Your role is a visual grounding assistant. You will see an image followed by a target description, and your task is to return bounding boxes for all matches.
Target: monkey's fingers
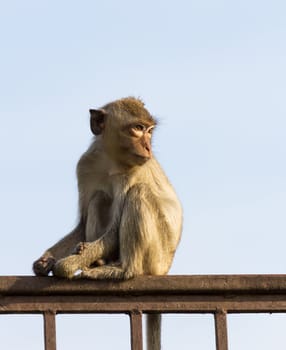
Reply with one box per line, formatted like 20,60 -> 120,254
73,242 -> 90,255
33,256 -> 55,276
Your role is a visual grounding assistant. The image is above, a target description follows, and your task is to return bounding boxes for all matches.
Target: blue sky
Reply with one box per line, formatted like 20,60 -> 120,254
0,1 -> 286,349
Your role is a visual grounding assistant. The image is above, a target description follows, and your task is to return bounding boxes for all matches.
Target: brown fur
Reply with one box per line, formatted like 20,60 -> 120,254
33,97 -> 183,350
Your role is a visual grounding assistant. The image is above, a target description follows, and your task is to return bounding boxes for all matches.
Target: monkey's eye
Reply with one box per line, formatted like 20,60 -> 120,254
133,124 -> 145,131
130,124 -> 154,137
147,126 -> 154,134
130,124 -> 146,137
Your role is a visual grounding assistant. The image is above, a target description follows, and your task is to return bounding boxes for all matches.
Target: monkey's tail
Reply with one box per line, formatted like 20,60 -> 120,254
147,313 -> 161,350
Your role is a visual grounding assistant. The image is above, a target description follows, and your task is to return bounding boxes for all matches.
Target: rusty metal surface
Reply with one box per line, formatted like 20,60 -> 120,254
43,311 -> 57,350
2,294 -> 286,314
1,275 -> 286,350
129,311 -> 143,350
2,275 -> 286,296
215,310 -> 228,350
0,275 -> 286,315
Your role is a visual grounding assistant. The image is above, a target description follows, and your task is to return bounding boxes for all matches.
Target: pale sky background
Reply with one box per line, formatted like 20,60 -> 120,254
0,0 -> 286,349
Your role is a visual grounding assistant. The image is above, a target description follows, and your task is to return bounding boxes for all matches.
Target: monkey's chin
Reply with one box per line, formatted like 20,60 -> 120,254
132,153 -> 151,165
122,154 -> 150,168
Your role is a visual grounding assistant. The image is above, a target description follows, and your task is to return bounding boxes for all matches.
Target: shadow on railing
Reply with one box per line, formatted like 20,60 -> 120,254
1,275 -> 286,350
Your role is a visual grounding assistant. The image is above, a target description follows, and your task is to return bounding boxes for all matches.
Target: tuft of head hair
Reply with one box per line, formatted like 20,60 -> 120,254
115,97 -> 146,116
104,97 -> 156,124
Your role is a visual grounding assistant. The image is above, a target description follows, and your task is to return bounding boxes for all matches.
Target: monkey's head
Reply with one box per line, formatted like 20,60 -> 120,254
90,97 -> 156,168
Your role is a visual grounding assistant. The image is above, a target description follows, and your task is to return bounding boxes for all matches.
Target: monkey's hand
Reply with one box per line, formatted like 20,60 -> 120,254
73,241 -> 91,255
33,255 -> 56,276
53,255 -> 83,279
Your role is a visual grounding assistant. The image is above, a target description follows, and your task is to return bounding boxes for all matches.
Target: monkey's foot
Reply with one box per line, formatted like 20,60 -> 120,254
79,265 -> 132,280
53,255 -> 83,279
80,267 -> 101,279
78,266 -> 110,280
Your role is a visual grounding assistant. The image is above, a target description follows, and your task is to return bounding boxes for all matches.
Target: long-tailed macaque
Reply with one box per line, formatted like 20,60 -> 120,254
33,97 -> 183,350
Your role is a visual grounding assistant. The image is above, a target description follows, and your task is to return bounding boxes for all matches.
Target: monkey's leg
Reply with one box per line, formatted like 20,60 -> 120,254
53,228 -> 119,279
119,184 -> 165,276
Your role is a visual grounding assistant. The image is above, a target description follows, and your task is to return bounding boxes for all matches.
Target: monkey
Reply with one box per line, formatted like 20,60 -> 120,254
33,97 -> 183,350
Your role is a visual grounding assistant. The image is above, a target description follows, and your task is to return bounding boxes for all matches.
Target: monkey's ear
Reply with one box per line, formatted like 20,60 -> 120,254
89,109 -> 107,135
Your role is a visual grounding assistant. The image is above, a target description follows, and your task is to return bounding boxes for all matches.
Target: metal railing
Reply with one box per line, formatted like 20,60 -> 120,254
1,275 -> 286,350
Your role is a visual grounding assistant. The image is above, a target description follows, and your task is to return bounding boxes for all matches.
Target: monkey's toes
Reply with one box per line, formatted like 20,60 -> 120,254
80,267 -> 98,279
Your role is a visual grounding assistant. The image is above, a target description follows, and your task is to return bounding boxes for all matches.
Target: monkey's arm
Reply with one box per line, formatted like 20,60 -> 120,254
45,222 -> 85,259
33,222 -> 85,276
53,227 -> 118,279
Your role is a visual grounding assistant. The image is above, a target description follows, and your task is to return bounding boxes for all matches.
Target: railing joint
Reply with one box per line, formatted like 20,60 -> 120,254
130,309 -> 142,316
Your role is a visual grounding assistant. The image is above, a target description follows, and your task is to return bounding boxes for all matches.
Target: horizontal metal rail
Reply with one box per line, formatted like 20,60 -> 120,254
1,275 -> 286,350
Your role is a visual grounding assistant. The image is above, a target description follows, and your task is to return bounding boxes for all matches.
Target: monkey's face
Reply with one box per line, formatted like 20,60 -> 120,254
116,122 -> 155,167
129,123 -> 154,162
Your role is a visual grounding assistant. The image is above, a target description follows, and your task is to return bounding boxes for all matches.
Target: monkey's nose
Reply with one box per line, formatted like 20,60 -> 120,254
145,144 -> 151,153
145,146 -> 152,158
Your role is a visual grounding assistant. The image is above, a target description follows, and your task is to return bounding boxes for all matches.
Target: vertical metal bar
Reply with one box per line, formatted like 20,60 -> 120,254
215,310 -> 228,350
43,311 -> 57,350
129,311 -> 143,350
